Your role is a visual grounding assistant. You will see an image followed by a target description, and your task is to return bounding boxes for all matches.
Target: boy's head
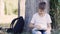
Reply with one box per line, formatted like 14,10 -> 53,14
38,2 -> 46,14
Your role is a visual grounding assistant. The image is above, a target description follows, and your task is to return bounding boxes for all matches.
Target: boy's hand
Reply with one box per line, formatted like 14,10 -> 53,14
35,25 -> 41,29
29,23 -> 34,29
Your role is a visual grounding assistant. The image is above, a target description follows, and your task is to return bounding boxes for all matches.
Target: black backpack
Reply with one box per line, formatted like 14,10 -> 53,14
7,16 -> 24,33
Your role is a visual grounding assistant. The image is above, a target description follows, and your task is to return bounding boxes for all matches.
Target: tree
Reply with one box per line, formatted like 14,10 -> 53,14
25,0 -> 50,32
0,0 -> 4,16
50,0 -> 59,29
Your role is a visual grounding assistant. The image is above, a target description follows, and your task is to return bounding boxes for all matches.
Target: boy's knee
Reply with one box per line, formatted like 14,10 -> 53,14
36,31 -> 41,34
32,30 -> 41,34
46,31 -> 51,34
32,28 -> 41,34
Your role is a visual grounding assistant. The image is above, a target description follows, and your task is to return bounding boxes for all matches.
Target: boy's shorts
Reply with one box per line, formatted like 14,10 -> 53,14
37,30 -> 46,34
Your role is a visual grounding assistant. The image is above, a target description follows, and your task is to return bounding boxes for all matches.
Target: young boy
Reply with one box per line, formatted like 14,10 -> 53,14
29,2 -> 52,34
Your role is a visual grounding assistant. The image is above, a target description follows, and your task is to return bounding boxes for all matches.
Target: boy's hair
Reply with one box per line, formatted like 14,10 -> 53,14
39,2 -> 46,10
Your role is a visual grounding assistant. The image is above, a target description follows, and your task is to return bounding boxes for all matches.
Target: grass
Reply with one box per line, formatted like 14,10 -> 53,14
0,23 -> 31,34
0,23 -> 60,34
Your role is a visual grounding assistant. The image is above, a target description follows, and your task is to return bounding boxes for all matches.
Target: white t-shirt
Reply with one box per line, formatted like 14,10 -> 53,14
31,13 -> 52,30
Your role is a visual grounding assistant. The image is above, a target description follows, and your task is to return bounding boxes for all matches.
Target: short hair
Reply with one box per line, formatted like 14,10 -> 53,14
39,2 -> 46,10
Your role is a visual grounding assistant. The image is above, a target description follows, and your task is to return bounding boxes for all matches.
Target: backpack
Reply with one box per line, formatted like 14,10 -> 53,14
7,16 -> 24,33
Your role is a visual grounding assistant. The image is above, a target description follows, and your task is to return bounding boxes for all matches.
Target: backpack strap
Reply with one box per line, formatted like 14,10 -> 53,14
10,18 -> 18,28
10,16 -> 24,28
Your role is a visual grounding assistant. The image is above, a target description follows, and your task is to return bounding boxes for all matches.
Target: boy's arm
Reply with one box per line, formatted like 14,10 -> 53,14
47,23 -> 51,31
47,14 -> 52,31
29,23 -> 34,28
29,23 -> 41,29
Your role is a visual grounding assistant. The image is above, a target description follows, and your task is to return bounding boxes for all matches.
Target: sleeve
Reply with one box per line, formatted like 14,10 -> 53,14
30,15 -> 35,24
47,14 -> 52,23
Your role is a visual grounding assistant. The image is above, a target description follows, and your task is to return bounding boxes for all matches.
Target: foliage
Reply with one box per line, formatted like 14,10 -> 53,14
50,0 -> 60,34
13,9 -> 18,15
4,0 -> 18,15
50,0 -> 58,29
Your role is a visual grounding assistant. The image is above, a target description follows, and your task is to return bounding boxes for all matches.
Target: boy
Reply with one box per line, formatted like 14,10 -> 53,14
29,2 -> 52,34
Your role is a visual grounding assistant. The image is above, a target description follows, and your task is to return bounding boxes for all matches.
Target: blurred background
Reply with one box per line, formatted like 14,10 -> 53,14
0,0 -> 25,27
0,0 -> 60,34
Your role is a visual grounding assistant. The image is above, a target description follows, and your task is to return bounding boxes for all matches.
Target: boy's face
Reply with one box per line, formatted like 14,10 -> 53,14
38,9 -> 45,14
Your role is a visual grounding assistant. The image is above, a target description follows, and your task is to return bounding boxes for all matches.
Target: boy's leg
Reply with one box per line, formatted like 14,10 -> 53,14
38,30 -> 46,34
32,30 -> 41,34
45,30 -> 51,34
32,29 -> 41,34
36,31 -> 41,34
